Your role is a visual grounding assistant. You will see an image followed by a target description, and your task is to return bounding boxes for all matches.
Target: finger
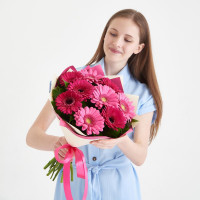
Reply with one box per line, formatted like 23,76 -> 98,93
60,137 -> 68,145
60,148 -> 68,155
59,150 -> 67,158
58,154 -> 65,160
60,146 -> 69,153
54,142 -> 68,154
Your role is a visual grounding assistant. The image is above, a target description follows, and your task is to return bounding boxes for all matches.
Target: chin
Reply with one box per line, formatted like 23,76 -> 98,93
105,51 -> 123,61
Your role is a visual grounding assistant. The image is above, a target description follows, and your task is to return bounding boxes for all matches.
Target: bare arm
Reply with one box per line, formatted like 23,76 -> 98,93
117,111 -> 153,166
26,99 -> 60,151
90,111 -> 154,166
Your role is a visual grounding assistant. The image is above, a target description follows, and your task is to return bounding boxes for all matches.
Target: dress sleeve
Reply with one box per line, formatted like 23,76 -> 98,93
137,93 -> 157,125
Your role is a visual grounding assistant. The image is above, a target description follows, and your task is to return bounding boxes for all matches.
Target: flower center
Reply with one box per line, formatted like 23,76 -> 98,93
78,89 -> 84,93
109,117 -> 114,123
121,104 -> 126,111
66,98 -> 74,105
85,118 -> 91,124
101,97 -> 107,102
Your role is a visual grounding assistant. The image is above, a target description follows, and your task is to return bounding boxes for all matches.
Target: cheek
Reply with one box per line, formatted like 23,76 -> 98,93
104,34 -> 113,45
104,39 -> 109,48
103,38 -> 111,52
126,45 -> 136,55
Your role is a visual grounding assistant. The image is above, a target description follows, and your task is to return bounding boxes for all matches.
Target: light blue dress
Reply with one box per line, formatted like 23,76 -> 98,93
54,57 -> 157,200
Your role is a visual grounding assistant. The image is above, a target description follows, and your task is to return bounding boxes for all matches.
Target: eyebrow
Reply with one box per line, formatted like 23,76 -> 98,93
110,28 -> 135,39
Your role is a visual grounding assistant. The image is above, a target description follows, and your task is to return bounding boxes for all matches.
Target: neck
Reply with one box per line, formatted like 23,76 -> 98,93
104,56 -> 127,75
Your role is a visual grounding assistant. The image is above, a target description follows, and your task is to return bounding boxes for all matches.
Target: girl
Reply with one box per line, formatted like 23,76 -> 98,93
26,8 -> 162,200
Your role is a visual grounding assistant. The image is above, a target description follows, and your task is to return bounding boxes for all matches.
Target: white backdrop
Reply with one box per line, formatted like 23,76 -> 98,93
0,0 -> 200,199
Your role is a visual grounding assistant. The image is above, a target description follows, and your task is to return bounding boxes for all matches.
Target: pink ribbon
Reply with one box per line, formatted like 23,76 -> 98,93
54,144 -> 88,200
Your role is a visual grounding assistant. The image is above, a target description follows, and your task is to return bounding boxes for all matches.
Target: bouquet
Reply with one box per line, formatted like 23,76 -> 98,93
43,64 -> 139,199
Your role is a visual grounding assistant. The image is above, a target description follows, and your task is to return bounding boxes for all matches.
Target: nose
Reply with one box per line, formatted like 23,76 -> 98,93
112,36 -> 123,48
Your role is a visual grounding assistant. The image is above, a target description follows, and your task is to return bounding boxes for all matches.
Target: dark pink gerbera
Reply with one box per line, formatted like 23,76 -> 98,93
74,106 -> 104,135
118,93 -> 136,120
68,80 -> 94,100
55,90 -> 82,114
102,106 -> 126,130
80,67 -> 103,83
91,85 -> 118,109
59,71 -> 83,87
98,78 -> 123,93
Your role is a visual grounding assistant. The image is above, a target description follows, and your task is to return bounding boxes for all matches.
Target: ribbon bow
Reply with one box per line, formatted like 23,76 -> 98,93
54,144 -> 88,200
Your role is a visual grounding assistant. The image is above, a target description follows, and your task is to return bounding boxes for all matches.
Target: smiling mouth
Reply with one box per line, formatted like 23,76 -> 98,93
109,48 -> 121,54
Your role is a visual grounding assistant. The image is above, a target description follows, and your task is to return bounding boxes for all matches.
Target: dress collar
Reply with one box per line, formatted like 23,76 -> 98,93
94,57 -> 131,85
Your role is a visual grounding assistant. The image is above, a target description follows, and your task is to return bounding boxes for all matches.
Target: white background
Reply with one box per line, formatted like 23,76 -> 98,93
0,0 -> 200,199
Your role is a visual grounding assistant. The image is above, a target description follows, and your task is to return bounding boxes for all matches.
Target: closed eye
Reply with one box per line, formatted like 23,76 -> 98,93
125,39 -> 132,42
110,33 -> 132,43
110,33 -> 117,37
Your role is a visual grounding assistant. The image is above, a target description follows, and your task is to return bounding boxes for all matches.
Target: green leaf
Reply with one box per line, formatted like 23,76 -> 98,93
64,81 -> 69,88
52,87 -> 66,100
132,119 -> 139,123
51,101 -> 71,121
69,115 -> 74,123
82,101 -> 87,108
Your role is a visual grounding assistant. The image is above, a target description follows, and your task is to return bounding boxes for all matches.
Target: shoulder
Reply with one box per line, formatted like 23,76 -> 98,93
127,75 -> 152,104
128,76 -> 157,124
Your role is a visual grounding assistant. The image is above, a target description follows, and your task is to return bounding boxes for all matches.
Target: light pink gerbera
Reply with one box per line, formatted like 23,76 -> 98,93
91,85 -> 118,109
102,106 -> 126,130
68,80 -> 94,100
74,107 -> 104,135
80,66 -> 103,83
118,93 -> 136,120
55,90 -> 82,114
59,71 -> 83,87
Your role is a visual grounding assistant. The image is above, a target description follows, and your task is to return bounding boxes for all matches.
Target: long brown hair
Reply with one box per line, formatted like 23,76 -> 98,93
86,9 -> 163,144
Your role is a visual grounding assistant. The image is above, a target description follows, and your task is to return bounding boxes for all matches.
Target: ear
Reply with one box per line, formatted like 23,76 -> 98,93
135,43 -> 145,54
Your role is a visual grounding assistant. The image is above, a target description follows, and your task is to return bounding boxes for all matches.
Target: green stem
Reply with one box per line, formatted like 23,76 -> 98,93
44,157 -> 74,183
47,165 -> 56,176
50,167 -> 56,179
53,164 -> 63,182
70,162 -> 73,182
49,159 -> 57,169
43,157 -> 56,169
54,161 -> 60,170
61,170 -> 63,183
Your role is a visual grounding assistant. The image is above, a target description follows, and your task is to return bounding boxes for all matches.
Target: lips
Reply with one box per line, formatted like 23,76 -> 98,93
109,48 -> 122,54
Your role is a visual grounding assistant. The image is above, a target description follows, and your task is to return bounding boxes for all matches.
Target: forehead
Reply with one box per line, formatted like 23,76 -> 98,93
108,17 -> 140,39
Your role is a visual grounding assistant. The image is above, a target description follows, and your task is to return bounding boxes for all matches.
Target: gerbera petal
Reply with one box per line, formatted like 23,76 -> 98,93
74,106 -> 104,135
118,93 -> 136,120
55,90 -> 82,115
68,80 -> 94,100
102,106 -> 126,130
91,85 -> 118,109
58,71 -> 83,87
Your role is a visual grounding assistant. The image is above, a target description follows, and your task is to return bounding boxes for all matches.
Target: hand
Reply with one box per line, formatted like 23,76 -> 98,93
90,135 -> 127,149
53,136 -> 68,160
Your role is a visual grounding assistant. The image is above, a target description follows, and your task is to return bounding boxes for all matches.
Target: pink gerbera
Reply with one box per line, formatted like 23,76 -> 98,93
80,66 -> 103,83
118,93 -> 136,120
91,85 -> 118,109
55,90 -> 82,114
68,80 -> 94,100
102,106 -> 126,130
59,71 -> 83,87
98,78 -> 123,93
74,107 -> 104,135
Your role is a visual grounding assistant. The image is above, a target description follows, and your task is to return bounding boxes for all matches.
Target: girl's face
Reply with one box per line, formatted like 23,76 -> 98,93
103,17 -> 145,64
